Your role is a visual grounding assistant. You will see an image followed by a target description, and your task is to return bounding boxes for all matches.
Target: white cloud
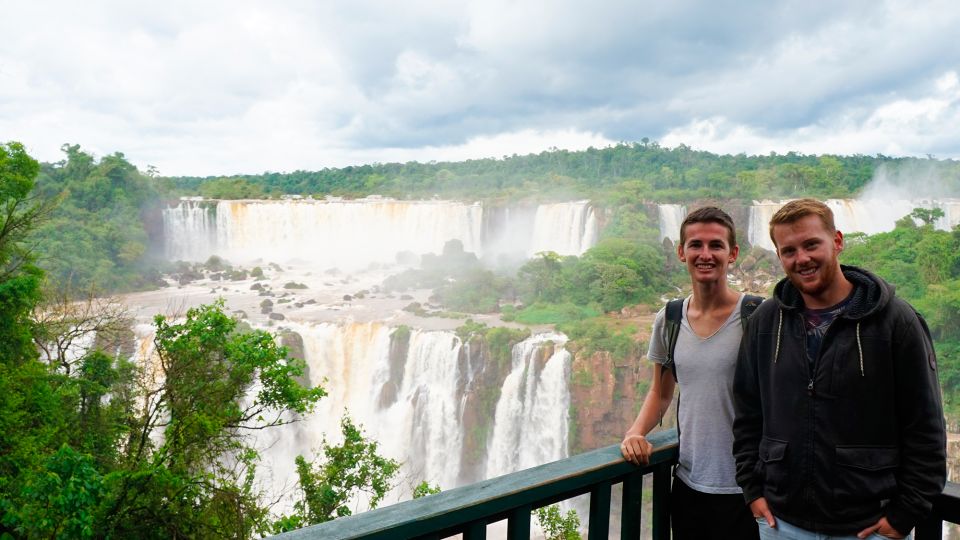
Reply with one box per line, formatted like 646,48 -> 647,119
1,0 -> 960,174
374,128 -> 615,164
151,128 -> 614,177
661,70 -> 960,158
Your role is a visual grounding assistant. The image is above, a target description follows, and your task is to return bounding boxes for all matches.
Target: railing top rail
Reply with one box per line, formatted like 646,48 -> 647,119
272,429 -> 679,540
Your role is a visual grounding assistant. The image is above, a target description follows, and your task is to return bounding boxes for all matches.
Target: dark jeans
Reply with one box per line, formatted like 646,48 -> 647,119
671,475 -> 759,540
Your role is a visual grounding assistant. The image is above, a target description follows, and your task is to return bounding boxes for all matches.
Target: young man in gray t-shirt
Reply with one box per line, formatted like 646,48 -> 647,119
621,206 -> 758,540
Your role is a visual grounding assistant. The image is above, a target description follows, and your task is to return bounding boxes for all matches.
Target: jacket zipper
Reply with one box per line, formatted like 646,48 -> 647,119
803,314 -> 817,506
802,315 -> 844,506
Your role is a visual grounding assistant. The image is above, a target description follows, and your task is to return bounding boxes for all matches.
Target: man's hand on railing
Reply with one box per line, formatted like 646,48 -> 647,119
620,433 -> 653,465
750,497 -> 777,529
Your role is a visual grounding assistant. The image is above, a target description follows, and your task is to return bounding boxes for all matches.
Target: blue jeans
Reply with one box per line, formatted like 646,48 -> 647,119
756,517 -> 910,540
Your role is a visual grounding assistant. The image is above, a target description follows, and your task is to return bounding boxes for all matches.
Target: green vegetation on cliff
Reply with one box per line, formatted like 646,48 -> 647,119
31,144 -> 169,292
2,144 -> 402,538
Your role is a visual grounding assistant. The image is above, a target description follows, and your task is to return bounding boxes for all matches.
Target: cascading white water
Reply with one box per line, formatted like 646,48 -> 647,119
163,200 -> 218,262
748,200 -> 784,251
40,328 -> 98,366
748,198 -> 960,252
162,198 -> 600,265
910,199 -> 960,231
485,333 -> 571,479
528,201 -> 598,257
825,199 -> 918,236
658,204 -> 687,244
273,325 -> 573,499
580,205 -> 600,255
215,198 -> 484,268
374,327 -> 467,490
128,321 -> 574,514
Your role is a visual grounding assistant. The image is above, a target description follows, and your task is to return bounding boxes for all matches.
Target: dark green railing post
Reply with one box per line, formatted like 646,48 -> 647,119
463,521 -> 486,540
915,515 -> 942,540
651,462 -> 671,540
620,471 -> 643,540
507,505 -> 531,540
588,481 -> 612,540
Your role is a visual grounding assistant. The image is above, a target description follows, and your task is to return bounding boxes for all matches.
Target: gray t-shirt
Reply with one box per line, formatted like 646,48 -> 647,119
648,294 -> 745,494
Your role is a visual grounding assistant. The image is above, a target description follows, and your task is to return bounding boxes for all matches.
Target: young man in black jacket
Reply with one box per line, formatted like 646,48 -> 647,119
733,198 -> 946,539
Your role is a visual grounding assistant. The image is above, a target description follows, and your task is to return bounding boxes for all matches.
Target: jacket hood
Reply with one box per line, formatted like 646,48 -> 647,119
773,264 -> 892,320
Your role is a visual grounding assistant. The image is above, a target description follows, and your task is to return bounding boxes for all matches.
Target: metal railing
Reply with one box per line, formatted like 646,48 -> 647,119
273,429 -> 679,540
273,427 -> 960,540
917,481 -> 960,539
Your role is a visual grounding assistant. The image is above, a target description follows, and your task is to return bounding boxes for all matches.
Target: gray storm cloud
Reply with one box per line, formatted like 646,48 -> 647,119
1,0 -> 959,175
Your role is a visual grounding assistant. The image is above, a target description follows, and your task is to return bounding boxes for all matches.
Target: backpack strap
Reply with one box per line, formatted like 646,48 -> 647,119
740,294 -> 764,330
662,298 -> 684,382
664,294 -> 763,381
656,298 -> 684,428
658,293 -> 764,430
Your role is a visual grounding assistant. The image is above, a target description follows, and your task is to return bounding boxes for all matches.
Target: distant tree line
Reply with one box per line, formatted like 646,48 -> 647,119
164,141 -> 960,201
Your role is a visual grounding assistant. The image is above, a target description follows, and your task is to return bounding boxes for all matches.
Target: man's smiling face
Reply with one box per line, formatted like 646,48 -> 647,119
678,221 -> 738,284
773,214 -> 844,303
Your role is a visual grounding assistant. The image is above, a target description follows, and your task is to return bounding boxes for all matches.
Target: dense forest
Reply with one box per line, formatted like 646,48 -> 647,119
1,143 -> 402,538
167,141 -> 960,201
5,139 -> 960,537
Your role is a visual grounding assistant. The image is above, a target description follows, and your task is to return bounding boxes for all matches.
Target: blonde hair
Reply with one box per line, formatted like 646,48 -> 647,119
768,198 -> 836,248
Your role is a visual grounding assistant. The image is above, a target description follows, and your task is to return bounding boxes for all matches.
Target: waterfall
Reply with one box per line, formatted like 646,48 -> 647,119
529,201 -> 597,257
128,321 -> 574,514
162,198 -> 599,265
255,322 -> 471,509
163,200 -> 217,262
39,328 -> 98,366
748,198 -> 960,252
825,199 -> 917,236
273,325 -> 573,498
382,328 -> 468,489
748,200 -> 784,252
212,199 -> 484,268
658,204 -> 687,244
485,333 -> 571,479
927,199 -> 960,231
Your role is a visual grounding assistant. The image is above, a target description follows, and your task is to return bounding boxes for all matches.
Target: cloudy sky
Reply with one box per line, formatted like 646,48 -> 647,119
2,0 -> 959,176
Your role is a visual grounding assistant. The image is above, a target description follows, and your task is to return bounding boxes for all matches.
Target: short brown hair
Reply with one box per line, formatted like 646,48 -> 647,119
680,206 -> 737,247
768,198 -> 836,247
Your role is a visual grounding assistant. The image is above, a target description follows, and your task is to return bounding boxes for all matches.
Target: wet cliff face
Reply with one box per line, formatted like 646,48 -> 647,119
457,338 -> 510,485
280,330 -> 309,386
565,309 -> 671,455
376,325 -> 411,409
568,350 -> 648,454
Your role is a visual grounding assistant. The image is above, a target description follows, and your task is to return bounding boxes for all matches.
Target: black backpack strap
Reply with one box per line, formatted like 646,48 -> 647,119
657,298 -> 684,428
666,295 -> 762,375
663,299 -> 684,382
659,294 -> 763,430
740,294 -> 764,330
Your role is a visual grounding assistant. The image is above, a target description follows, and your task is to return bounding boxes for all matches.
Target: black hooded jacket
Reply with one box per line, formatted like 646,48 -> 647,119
732,265 -> 946,535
